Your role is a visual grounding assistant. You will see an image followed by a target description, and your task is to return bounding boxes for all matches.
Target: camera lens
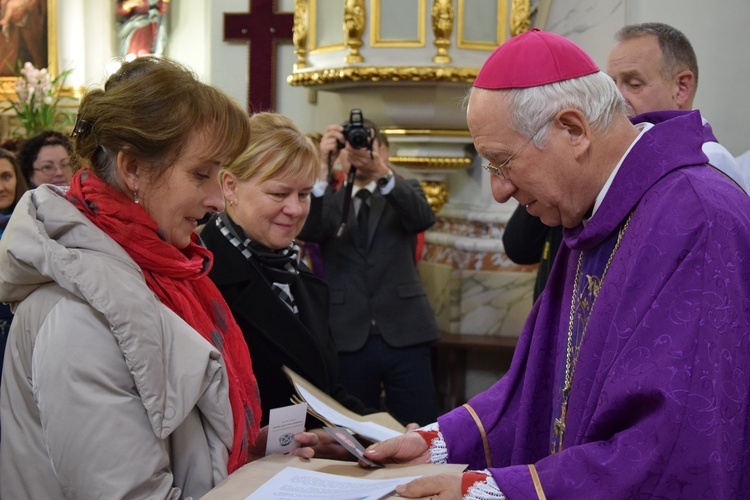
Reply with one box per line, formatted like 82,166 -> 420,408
347,128 -> 370,149
341,109 -> 372,150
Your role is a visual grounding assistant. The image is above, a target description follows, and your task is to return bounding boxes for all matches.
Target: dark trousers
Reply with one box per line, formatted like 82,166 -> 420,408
338,334 -> 438,427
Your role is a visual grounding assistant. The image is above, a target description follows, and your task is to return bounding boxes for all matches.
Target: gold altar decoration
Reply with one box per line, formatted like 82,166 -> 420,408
292,0 -> 309,70
456,0 -> 506,50
389,156 -> 472,170
371,0 -> 426,48
384,128 -> 471,213
287,65 -> 478,86
510,0 -> 532,36
420,180 -> 450,213
431,0 -> 454,63
344,0 -> 366,63
287,1 -> 534,212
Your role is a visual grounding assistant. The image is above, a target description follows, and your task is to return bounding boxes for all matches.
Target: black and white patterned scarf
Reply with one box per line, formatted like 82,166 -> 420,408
215,212 -> 300,314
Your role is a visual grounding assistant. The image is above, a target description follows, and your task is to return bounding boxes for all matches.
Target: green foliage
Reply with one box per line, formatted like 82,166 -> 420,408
3,62 -> 74,137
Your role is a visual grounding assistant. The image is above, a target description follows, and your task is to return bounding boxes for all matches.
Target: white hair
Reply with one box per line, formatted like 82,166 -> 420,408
466,72 -> 626,146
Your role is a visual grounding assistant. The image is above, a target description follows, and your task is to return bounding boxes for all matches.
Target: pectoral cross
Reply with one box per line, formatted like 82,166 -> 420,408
551,387 -> 571,454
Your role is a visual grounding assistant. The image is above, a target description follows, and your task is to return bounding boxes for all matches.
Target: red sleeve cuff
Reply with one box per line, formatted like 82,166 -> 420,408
462,471 -> 489,496
415,429 -> 439,448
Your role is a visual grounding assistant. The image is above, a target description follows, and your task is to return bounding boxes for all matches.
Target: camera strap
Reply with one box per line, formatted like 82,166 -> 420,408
335,166 -> 358,238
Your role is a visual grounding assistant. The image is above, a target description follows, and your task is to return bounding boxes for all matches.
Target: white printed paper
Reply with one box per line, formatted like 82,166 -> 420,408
295,385 -> 401,442
266,403 -> 307,456
245,467 -> 420,500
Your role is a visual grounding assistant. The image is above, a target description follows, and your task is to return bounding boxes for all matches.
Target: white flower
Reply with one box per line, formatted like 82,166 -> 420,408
4,61 -> 73,136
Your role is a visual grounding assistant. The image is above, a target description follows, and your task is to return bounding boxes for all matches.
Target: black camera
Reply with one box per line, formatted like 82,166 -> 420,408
338,109 -> 374,150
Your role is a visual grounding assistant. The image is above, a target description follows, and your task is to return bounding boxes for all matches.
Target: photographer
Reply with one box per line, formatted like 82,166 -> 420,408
299,112 -> 439,426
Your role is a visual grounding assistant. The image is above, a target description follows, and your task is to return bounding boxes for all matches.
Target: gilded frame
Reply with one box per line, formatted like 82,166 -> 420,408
0,0 -> 57,96
309,0 -> 347,54
457,0 -> 506,49
371,0 -> 426,48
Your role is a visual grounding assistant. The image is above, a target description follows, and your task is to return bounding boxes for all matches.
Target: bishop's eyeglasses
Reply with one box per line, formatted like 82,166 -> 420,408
482,121 -> 549,180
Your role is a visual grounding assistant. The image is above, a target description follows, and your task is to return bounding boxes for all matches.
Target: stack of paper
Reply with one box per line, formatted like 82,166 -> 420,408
282,366 -> 406,443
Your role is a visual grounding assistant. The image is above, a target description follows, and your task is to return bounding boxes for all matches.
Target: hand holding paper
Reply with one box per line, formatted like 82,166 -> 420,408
363,431 -> 431,466
323,426 -> 382,467
246,403 -> 318,462
265,403 -> 308,456
282,366 -> 406,442
202,454 -> 469,499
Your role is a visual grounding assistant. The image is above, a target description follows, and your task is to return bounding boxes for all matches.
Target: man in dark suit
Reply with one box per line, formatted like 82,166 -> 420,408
298,116 -> 439,426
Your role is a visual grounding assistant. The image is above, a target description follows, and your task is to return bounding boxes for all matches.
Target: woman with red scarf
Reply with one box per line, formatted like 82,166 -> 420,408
0,56 -> 316,498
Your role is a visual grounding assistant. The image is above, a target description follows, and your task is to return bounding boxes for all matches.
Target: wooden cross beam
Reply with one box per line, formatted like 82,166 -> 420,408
223,0 -> 293,113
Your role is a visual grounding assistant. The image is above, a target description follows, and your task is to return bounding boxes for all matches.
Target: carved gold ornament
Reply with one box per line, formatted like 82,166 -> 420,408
431,0 -> 454,63
343,0 -> 366,63
389,156 -> 472,169
420,180 -> 450,213
292,0 -> 309,69
510,0 -> 532,36
287,65 -> 478,86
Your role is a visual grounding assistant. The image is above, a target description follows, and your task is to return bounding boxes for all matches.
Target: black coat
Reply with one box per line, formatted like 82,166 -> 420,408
502,204 -> 563,302
201,215 -> 371,427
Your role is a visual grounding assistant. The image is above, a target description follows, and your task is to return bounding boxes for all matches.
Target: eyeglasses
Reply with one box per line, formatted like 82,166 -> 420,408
33,163 -> 72,176
482,122 -> 549,180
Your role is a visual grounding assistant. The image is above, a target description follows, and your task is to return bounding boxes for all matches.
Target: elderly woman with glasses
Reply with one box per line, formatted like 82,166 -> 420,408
16,130 -> 74,188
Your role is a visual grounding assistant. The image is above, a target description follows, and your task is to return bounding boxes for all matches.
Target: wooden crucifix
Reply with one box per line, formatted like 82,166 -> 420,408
224,0 -> 294,113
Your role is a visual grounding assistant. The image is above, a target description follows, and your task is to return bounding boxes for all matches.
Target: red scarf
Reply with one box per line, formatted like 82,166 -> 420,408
67,169 -> 261,474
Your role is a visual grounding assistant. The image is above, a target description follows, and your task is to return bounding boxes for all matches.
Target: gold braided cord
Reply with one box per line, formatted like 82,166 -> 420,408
551,212 -> 633,454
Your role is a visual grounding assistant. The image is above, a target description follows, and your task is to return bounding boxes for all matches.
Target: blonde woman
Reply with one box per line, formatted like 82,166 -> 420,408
202,113 -> 374,460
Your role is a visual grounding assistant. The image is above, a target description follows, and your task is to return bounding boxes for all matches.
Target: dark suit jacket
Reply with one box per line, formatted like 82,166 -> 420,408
298,177 -> 439,352
201,216 -> 371,426
502,204 -> 563,302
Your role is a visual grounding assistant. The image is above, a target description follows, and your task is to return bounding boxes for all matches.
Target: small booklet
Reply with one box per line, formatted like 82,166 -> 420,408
282,365 -> 406,443
323,426 -> 383,467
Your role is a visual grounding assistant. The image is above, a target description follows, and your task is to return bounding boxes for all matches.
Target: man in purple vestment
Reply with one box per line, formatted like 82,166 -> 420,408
361,29 -> 750,499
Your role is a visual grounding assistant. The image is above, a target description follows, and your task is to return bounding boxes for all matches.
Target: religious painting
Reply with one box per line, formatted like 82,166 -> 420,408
116,0 -> 171,58
0,0 -> 54,78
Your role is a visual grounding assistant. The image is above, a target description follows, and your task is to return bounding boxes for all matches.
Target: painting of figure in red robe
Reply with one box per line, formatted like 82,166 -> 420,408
116,0 -> 170,59
0,0 -> 47,77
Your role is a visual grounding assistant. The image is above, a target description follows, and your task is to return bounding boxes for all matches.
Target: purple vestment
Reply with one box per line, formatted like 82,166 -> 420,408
439,110 -> 750,498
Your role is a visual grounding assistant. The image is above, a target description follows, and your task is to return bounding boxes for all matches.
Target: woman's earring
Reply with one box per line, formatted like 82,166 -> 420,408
133,191 -> 140,204
229,199 -> 235,207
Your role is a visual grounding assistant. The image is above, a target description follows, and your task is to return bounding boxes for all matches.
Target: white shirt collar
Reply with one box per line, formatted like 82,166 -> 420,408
352,182 -> 376,197
585,122 -> 654,224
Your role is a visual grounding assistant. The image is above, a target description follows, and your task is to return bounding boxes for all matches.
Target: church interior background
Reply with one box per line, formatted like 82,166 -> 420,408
11,0 -> 750,407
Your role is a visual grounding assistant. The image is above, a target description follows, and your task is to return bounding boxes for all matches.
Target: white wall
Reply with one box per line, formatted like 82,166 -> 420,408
166,0 -> 210,82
